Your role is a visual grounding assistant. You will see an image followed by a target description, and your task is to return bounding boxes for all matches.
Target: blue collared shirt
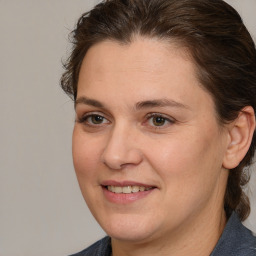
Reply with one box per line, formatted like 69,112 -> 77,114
70,212 -> 256,256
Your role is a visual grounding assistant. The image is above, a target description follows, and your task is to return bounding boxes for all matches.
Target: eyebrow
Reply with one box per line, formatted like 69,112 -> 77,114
135,99 -> 190,110
75,96 -> 190,111
75,97 -> 104,108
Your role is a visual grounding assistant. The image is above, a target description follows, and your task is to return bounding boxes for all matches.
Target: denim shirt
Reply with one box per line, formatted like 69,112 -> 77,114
70,212 -> 256,256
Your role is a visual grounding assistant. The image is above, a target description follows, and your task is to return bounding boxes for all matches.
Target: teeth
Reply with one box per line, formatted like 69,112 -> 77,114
114,186 -> 122,193
139,186 -> 145,192
123,186 -> 132,194
107,185 -> 152,194
131,186 -> 140,193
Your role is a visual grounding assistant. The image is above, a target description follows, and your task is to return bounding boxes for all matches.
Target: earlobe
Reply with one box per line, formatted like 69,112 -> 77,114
223,106 -> 255,170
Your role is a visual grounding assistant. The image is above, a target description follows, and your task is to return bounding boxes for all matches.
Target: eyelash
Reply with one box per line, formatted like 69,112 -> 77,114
145,113 -> 175,129
77,113 -> 110,126
77,112 -> 175,129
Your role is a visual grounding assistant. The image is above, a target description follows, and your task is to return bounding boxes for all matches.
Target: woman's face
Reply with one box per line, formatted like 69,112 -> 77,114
73,38 -> 229,243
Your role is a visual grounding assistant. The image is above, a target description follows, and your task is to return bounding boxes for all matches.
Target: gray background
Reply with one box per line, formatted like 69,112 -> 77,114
0,1 -> 255,255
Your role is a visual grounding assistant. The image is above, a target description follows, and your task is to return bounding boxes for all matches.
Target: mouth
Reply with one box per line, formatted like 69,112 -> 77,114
105,185 -> 154,194
101,181 -> 157,204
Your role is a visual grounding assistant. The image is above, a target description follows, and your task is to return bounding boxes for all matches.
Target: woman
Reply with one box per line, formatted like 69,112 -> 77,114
61,0 -> 256,255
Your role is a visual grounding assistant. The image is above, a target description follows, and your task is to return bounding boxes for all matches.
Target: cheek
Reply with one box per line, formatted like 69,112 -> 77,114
72,127 -> 101,180
145,128 -> 225,192
146,135 -> 204,170
144,136 -> 225,224
72,128 -> 104,210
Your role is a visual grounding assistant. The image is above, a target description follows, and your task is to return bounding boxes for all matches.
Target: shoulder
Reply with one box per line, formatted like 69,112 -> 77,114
211,212 -> 256,256
69,236 -> 112,256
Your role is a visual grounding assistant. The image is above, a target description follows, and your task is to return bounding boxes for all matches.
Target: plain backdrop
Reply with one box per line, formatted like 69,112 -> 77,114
0,1 -> 255,255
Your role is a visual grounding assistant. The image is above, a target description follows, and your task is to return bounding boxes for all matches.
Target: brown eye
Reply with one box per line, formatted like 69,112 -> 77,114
146,113 -> 175,129
78,113 -> 109,126
152,116 -> 167,126
90,115 -> 105,124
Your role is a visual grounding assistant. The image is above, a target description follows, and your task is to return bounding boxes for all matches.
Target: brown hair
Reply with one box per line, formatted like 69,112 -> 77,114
61,0 -> 256,221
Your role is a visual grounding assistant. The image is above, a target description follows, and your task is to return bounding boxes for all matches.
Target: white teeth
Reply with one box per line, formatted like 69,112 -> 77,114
123,186 -> 132,194
131,186 -> 140,193
107,185 -> 152,193
114,186 -> 122,193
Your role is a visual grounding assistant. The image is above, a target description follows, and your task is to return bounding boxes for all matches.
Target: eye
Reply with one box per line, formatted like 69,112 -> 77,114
151,116 -> 167,126
89,115 -> 106,124
78,113 -> 109,126
146,113 -> 174,128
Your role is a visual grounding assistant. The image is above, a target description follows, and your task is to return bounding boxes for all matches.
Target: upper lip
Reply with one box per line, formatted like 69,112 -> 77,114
101,180 -> 156,188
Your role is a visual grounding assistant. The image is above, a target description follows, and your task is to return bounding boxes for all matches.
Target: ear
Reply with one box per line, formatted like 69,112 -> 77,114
223,106 -> 255,169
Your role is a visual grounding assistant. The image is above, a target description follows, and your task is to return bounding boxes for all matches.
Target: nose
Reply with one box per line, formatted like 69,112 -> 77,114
101,125 -> 143,170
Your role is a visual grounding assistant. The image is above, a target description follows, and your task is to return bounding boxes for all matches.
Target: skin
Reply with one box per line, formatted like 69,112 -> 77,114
72,37 -> 236,255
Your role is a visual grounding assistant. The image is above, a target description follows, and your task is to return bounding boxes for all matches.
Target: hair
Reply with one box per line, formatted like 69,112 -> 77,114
61,0 -> 256,221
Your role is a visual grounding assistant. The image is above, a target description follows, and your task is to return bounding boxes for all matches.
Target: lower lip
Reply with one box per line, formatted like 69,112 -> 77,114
102,186 -> 155,204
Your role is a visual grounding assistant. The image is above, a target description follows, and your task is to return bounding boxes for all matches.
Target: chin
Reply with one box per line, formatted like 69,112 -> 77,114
107,227 -> 156,243
98,213 -> 161,243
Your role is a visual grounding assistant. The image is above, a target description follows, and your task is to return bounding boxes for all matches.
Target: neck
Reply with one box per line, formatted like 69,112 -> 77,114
111,208 -> 227,256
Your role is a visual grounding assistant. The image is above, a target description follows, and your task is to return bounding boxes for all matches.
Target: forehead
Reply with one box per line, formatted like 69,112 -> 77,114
79,38 -> 194,88
77,37 -> 215,115
80,37 -> 189,76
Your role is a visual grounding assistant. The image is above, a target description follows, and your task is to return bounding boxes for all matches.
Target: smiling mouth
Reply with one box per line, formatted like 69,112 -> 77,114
106,185 -> 154,194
